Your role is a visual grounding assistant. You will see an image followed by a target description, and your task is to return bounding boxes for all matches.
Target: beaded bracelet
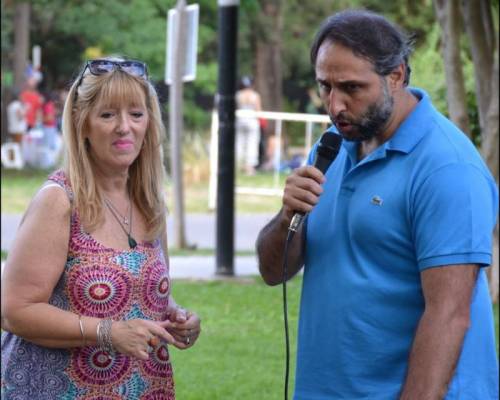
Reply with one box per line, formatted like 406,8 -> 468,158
78,315 -> 86,347
97,318 -> 114,354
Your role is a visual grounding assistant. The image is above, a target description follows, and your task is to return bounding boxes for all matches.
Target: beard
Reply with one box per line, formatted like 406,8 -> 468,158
332,81 -> 394,142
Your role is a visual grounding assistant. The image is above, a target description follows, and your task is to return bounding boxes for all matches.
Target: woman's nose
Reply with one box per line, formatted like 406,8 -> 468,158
116,112 -> 131,134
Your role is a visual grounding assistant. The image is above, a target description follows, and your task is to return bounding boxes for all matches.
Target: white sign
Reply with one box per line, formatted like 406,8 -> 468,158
218,0 -> 239,5
165,4 -> 199,84
33,45 -> 41,69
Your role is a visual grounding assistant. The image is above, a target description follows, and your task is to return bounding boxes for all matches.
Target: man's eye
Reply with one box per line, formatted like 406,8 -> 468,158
318,82 -> 330,93
345,84 -> 360,92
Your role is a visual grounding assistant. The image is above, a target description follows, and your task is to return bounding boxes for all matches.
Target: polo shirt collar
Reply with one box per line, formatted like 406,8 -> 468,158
338,87 -> 432,165
385,87 -> 432,154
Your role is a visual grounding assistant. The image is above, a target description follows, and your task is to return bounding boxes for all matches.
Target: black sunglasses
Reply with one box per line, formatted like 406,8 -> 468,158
73,59 -> 148,101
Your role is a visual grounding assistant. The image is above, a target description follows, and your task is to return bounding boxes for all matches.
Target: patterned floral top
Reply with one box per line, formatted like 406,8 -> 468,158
1,170 -> 175,399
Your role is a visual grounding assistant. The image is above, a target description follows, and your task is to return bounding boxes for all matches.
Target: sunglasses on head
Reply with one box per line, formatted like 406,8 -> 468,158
73,59 -> 148,101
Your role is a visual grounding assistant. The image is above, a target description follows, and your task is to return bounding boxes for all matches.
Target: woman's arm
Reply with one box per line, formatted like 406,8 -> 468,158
1,186 -> 176,358
1,185 -> 77,341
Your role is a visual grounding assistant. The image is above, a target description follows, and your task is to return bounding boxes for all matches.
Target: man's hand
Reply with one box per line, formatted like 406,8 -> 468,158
282,165 -> 326,221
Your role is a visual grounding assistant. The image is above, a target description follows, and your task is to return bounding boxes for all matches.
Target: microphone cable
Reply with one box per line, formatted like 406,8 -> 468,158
279,131 -> 342,400
282,228 -> 295,400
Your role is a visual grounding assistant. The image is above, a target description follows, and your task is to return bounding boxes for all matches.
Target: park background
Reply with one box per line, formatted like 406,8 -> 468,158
1,1 -> 498,399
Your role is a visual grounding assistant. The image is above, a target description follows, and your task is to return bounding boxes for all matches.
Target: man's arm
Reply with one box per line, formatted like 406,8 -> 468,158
399,264 -> 479,399
256,165 -> 326,286
256,208 -> 305,286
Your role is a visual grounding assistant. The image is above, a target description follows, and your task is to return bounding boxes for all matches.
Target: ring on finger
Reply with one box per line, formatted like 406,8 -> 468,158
185,337 -> 190,345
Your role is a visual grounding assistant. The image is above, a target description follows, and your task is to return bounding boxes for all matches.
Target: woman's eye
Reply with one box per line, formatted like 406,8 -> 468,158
100,112 -> 114,119
131,112 -> 144,118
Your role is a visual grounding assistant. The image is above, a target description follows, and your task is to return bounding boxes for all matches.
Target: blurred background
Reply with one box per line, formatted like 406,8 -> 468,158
1,1 -> 498,398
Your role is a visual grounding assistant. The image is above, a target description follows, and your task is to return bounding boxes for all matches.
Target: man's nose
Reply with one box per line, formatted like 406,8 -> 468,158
328,90 -> 347,118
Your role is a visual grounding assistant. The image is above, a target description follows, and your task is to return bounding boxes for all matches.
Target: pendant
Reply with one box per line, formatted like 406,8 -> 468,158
128,235 -> 137,249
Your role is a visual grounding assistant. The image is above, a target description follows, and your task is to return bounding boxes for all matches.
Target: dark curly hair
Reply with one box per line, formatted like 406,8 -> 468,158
310,9 -> 414,86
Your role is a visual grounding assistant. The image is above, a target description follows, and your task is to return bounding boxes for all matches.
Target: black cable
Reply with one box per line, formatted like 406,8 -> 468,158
282,229 -> 295,400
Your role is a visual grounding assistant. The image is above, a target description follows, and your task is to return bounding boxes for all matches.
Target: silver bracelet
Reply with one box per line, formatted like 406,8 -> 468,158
78,315 -> 86,347
97,318 -> 114,354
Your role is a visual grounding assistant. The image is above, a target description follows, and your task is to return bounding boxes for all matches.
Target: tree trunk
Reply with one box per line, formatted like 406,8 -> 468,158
480,41 -> 499,303
255,0 -> 283,112
433,0 -> 470,136
460,0 -> 495,136
462,0 -> 498,302
13,2 -> 30,90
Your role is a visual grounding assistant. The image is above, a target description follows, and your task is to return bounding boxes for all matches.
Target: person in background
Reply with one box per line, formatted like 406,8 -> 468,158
6,88 -> 27,144
256,9 -> 498,399
20,75 -> 43,130
41,89 -> 59,151
1,56 -> 201,399
236,75 -> 262,175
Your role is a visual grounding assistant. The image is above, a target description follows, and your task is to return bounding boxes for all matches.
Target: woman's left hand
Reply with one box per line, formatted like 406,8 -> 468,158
164,308 -> 201,350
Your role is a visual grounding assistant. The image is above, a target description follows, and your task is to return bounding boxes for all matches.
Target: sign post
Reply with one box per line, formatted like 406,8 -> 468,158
165,1 -> 199,249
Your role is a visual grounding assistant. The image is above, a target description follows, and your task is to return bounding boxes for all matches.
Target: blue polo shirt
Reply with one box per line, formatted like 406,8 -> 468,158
295,88 -> 499,399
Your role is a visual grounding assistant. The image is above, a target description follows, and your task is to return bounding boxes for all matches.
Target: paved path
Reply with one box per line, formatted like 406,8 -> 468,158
1,213 -> 275,279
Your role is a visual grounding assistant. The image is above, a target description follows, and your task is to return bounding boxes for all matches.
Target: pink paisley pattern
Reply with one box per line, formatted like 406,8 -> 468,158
68,264 -> 133,319
70,347 -> 131,387
1,170 -> 175,399
139,344 -> 172,379
140,260 -> 170,317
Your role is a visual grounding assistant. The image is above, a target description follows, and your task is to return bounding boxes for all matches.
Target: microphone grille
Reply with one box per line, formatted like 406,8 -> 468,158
320,132 -> 342,150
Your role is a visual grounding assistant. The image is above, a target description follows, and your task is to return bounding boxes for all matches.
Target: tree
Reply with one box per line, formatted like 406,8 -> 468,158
433,0 -> 470,136
13,2 -> 30,91
251,0 -> 284,113
433,0 -> 499,301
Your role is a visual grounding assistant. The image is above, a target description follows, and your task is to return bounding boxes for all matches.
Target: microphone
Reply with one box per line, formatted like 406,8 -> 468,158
288,131 -> 343,233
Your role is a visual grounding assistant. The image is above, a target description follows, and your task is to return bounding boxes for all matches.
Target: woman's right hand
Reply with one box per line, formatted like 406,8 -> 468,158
110,319 -> 178,360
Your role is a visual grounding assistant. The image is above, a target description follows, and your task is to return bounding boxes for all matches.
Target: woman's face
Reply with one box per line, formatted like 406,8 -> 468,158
86,96 -> 149,173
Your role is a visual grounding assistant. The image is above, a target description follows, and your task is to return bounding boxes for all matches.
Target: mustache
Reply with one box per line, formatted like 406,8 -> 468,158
330,114 -> 354,126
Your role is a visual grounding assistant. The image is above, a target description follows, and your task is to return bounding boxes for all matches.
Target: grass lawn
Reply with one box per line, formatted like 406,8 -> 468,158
162,276 -> 301,400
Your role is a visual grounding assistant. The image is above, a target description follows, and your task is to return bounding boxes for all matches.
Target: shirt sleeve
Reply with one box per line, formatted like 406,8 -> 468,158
411,162 -> 498,270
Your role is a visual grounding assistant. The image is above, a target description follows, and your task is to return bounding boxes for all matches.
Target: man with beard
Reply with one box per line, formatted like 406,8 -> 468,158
256,9 -> 498,400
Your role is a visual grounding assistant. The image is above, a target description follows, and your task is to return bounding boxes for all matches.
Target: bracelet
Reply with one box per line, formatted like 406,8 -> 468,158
97,318 -> 114,354
78,315 -> 86,347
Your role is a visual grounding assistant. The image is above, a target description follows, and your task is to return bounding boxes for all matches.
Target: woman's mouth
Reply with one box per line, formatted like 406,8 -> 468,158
113,139 -> 134,151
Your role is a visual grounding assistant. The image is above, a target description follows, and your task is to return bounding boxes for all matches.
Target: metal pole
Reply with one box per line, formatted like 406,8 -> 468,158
169,0 -> 188,248
216,0 -> 239,276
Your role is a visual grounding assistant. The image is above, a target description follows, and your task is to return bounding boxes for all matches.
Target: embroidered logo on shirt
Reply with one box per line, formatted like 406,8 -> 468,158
371,195 -> 383,206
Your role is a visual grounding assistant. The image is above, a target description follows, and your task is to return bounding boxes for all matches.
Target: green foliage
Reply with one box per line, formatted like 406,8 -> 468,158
410,24 -> 447,113
0,0 -> 485,135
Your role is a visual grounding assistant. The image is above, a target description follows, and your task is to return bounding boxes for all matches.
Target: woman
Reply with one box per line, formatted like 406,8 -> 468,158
1,57 -> 201,399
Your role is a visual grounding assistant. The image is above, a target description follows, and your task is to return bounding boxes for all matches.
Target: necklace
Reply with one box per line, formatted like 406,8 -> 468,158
104,197 -> 130,225
104,195 -> 137,249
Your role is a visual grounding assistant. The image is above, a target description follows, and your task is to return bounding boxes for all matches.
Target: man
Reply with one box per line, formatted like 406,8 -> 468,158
256,10 -> 498,399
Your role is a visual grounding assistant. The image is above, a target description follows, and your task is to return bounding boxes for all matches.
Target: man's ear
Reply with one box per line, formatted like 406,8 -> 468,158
388,63 -> 406,90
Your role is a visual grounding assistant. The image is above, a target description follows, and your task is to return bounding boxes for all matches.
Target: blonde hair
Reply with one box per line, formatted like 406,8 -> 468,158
61,57 -> 167,240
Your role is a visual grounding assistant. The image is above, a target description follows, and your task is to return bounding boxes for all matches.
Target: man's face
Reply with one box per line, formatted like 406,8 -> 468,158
315,41 -> 394,142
